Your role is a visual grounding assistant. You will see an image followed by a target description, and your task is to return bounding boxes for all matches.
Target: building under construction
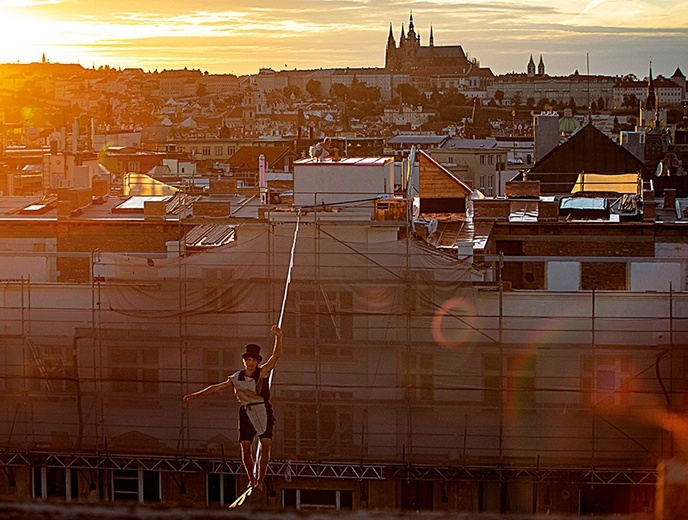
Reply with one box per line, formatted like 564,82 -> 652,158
0,153 -> 687,515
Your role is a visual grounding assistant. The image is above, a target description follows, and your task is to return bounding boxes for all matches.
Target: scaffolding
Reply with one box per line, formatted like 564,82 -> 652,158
0,213 -> 686,512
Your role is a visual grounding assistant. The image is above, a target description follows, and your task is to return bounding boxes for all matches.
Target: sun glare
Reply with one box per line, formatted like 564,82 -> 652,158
0,10 -> 43,62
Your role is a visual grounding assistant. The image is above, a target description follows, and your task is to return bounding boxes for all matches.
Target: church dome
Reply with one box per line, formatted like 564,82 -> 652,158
559,108 -> 580,134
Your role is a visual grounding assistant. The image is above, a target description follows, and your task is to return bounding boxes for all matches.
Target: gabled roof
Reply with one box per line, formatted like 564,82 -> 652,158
418,149 -> 473,194
527,123 -> 648,194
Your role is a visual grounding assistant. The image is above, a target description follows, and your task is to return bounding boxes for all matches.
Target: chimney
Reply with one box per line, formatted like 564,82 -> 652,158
663,188 -> 676,209
473,199 -> 511,220
533,112 -> 559,164
144,200 -> 167,219
258,154 -> 267,203
505,180 -> 540,198
643,190 -> 656,221
72,120 -> 79,154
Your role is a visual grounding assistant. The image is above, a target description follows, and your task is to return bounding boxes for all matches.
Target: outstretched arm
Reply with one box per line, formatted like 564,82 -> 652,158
261,325 -> 282,376
183,377 -> 233,402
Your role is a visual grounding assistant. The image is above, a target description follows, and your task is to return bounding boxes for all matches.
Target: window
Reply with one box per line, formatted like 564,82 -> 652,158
202,146 -> 211,156
110,347 -> 159,393
285,289 -> 353,340
203,269 -> 235,313
283,488 -> 353,510
404,352 -> 434,401
482,355 -> 500,403
215,146 -> 223,156
228,146 -> 235,155
506,354 -> 536,406
207,473 -> 236,506
489,155 -> 494,165
581,355 -> 631,406
204,349 -> 234,385
404,271 -> 435,315
28,344 -> 74,394
480,155 -> 486,165
282,392 -> 353,457
33,467 -> 79,500
447,156 -> 454,164
112,470 -> 160,503
483,354 -> 537,409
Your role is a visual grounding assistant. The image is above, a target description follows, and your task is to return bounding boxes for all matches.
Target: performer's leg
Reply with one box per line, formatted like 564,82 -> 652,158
256,437 -> 272,489
240,440 -> 256,487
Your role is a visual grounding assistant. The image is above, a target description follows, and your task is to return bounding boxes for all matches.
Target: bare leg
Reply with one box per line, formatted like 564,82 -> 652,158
240,440 -> 256,487
256,437 -> 272,490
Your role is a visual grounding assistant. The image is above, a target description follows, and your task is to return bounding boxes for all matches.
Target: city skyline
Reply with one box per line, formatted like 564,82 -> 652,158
1,0 -> 687,78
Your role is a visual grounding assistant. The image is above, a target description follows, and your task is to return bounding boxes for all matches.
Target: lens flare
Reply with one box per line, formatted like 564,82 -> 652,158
431,296 -> 478,349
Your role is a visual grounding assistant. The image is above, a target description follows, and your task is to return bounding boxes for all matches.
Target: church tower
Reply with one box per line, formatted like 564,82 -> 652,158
400,11 -> 420,69
538,55 -> 545,76
527,55 -> 536,77
429,25 -> 434,47
406,11 -> 420,47
671,67 -> 686,99
385,23 -> 397,69
645,62 -> 657,112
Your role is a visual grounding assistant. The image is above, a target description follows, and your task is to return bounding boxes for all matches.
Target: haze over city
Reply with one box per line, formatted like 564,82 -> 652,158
1,0 -> 686,77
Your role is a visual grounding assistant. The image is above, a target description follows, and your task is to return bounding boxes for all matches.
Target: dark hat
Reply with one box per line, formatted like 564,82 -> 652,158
242,343 -> 262,363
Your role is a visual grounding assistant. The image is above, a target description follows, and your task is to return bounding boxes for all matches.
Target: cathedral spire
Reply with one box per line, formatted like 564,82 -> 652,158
400,23 -> 406,42
646,58 -> 657,112
429,25 -> 434,47
538,54 -> 545,76
527,54 -> 536,77
409,10 -> 414,32
387,23 -> 396,46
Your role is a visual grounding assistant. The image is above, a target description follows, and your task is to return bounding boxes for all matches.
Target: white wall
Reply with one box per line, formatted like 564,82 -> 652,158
294,161 -> 394,206
547,261 -> 580,291
631,262 -> 682,292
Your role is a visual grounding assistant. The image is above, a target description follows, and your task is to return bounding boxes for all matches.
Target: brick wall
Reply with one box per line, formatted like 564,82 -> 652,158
473,199 -> 511,220
193,200 -> 231,217
581,262 -> 627,290
209,179 -> 238,193
505,181 -> 540,198
419,158 -> 470,200
144,200 -> 167,219
57,188 -> 93,209
538,200 -> 559,221
521,238 -> 654,258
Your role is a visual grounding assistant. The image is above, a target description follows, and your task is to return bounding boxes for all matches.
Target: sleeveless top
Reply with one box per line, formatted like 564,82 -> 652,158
229,369 -> 272,409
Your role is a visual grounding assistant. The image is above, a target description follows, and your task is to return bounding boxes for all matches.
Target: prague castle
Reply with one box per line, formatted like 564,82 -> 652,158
385,12 -> 474,74
385,12 -> 495,93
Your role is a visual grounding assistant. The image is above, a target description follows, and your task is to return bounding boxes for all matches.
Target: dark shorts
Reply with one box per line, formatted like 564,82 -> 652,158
238,404 -> 275,442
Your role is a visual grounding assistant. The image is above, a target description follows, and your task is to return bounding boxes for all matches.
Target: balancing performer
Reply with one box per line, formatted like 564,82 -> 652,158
184,325 -> 282,491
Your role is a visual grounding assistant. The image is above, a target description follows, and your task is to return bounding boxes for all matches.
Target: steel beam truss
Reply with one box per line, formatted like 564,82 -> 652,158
386,465 -> 657,485
0,451 -> 655,485
0,451 -> 384,480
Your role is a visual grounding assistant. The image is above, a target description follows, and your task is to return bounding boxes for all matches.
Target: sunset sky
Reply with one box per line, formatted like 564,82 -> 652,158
1,0 -> 686,78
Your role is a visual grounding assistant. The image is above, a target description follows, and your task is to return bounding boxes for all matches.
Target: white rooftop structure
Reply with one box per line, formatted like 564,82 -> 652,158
293,156 -> 395,207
